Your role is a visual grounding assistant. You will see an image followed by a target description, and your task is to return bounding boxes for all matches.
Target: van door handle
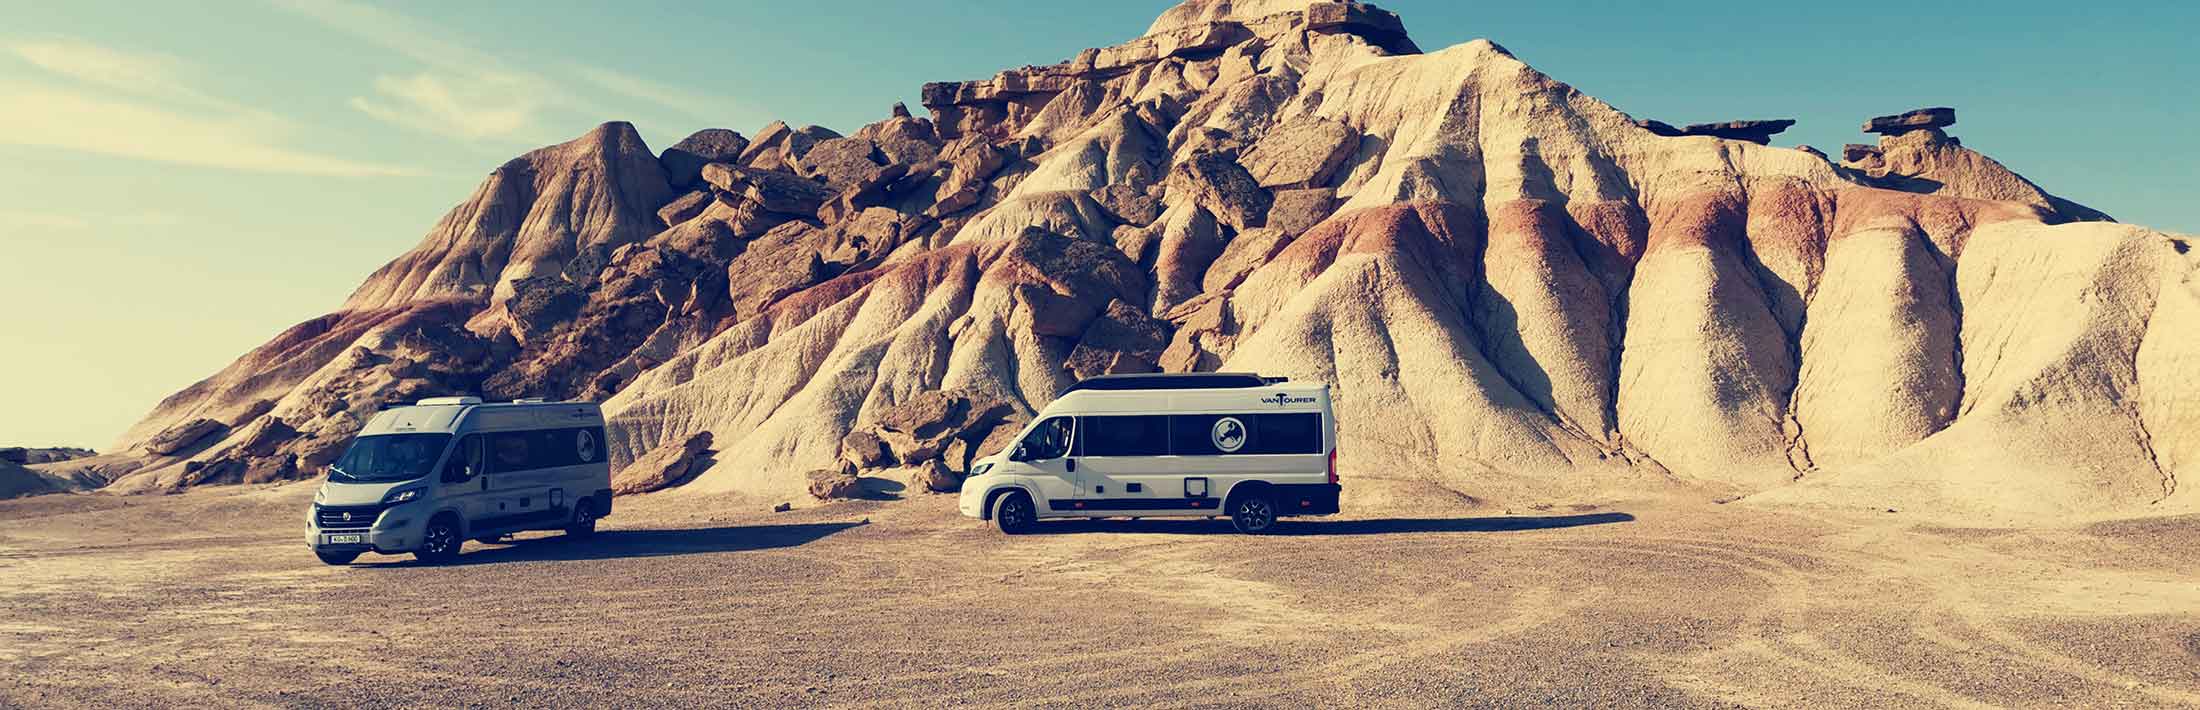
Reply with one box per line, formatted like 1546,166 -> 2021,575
480,476 -> 488,491
1066,458 -> 1077,473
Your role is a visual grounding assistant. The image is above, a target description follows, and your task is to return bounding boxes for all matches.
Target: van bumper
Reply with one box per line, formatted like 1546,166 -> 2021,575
1274,483 -> 1341,516
306,504 -> 429,554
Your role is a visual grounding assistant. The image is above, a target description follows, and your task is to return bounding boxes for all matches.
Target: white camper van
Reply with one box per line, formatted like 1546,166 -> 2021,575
306,397 -> 613,565
958,373 -> 1340,534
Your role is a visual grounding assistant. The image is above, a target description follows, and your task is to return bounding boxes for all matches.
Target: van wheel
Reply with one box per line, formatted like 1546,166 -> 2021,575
315,551 -> 359,566
992,491 -> 1036,535
1229,491 -> 1277,534
566,500 -> 599,539
414,515 -> 462,564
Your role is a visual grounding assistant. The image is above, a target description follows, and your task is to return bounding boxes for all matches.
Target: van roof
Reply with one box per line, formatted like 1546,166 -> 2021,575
1060,373 -> 1285,395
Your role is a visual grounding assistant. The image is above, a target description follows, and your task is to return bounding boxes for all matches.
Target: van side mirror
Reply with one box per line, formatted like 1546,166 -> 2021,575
442,459 -> 472,483
1010,444 -> 1029,462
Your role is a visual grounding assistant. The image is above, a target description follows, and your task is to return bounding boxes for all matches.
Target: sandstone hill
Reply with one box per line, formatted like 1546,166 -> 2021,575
68,1 -> 2196,523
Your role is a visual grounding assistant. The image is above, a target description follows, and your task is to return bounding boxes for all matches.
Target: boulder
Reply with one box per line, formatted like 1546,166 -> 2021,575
657,190 -> 715,228
926,136 -> 1012,218
1065,299 -> 1173,380
1864,107 -> 1956,135
1167,149 -> 1270,231
725,221 -> 833,318
943,438 -> 975,475
1843,143 -> 1885,164
806,468 -> 862,500
1159,293 -> 1236,372
972,415 -> 1029,462
660,129 -> 749,189
701,163 -> 835,216
611,431 -> 713,495
738,121 -> 838,172
797,136 -> 887,191
1204,227 -> 1292,293
1112,224 -> 1160,265
840,429 -> 892,469
1089,184 -> 1163,226
1239,115 -> 1358,189
996,228 -> 1151,338
819,207 -> 923,270
1265,187 -> 1336,237
901,459 -> 961,494
145,418 -> 226,456
856,115 -> 944,167
818,163 -> 914,225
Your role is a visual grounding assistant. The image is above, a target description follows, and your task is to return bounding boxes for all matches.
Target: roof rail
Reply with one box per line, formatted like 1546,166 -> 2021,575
415,396 -> 484,407
1060,372 -> 1276,395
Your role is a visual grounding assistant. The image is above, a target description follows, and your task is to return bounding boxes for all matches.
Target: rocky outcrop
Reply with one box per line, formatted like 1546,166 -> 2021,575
612,431 -> 713,495
144,419 -> 226,456
1841,107 -> 2111,223
834,389 -> 1019,493
1636,118 -> 1797,145
1864,107 -> 1957,135
0,447 -> 95,465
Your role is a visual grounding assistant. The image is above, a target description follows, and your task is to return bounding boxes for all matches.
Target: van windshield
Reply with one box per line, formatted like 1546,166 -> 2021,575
329,434 -> 451,484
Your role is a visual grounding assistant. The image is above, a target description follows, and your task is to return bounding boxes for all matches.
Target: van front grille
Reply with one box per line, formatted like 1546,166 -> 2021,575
315,505 -> 385,530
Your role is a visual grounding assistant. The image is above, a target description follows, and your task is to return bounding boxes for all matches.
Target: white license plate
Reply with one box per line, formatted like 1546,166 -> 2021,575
323,534 -> 364,545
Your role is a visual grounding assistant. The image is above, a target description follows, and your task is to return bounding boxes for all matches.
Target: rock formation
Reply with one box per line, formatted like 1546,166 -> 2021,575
86,1 -> 2196,523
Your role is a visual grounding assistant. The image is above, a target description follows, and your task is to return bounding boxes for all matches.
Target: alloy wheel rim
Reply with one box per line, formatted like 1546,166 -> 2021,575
1243,500 -> 1272,529
425,525 -> 454,553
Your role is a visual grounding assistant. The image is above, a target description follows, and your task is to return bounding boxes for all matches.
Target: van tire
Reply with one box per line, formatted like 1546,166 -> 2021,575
1229,488 -> 1278,534
992,490 -> 1036,535
414,514 -> 463,564
566,500 -> 599,539
315,551 -> 359,566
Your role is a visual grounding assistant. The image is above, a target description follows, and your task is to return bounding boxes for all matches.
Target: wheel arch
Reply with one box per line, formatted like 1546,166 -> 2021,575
1221,479 -> 1275,508
982,484 -> 1033,521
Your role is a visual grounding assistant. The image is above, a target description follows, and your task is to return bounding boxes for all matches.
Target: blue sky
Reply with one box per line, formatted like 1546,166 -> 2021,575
1,0 -> 2193,448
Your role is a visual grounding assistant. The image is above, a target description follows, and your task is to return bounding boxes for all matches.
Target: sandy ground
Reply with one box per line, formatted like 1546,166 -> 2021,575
1,482 -> 2196,709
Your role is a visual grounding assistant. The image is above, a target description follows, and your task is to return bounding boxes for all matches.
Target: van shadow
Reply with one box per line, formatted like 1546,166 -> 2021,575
1028,512 -> 1634,536
357,522 -> 865,567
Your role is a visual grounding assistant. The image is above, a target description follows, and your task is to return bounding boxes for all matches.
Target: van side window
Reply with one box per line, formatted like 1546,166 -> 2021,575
1251,413 -> 1323,454
1022,417 -> 1075,460
444,435 -> 483,481
1169,413 -> 1324,455
489,432 -> 533,473
1079,416 -> 1170,457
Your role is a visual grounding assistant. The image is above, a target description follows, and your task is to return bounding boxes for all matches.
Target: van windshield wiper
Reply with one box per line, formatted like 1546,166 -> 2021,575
328,464 -> 354,482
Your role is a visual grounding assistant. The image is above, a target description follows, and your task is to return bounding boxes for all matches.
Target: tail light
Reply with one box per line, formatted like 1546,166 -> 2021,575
1327,449 -> 1338,484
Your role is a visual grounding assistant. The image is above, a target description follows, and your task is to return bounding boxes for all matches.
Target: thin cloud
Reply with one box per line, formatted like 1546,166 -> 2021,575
4,37 -> 243,113
570,64 -> 740,123
348,71 -> 548,143
274,0 -> 745,146
271,0 -> 579,145
0,210 -> 184,232
0,77 -> 417,177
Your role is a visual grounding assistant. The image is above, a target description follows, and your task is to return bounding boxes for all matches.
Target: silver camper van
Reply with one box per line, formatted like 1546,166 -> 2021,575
306,397 -> 613,565
958,373 -> 1341,534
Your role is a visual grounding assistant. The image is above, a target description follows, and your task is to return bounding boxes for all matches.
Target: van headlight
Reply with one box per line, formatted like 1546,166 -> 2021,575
970,463 -> 993,478
381,486 -> 427,505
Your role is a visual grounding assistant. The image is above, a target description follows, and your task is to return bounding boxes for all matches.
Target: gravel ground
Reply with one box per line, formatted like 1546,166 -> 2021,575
2,482 -> 2196,708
